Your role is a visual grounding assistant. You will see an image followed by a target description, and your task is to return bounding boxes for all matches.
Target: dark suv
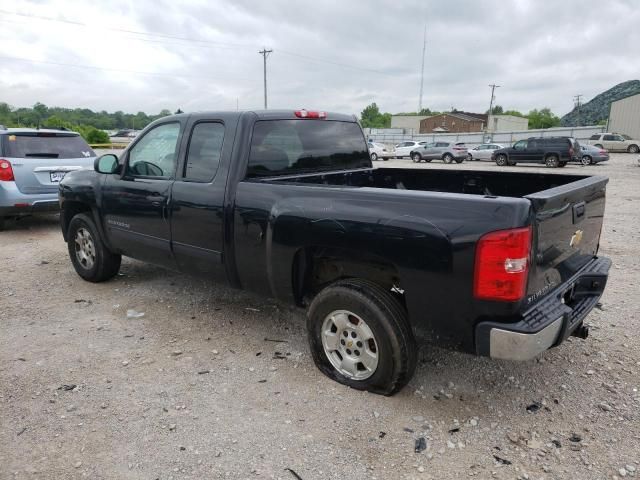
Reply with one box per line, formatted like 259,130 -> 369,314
491,137 -> 580,168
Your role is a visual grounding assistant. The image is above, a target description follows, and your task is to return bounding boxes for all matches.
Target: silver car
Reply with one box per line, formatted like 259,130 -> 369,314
0,128 -> 96,230
467,143 -> 505,161
410,141 -> 468,164
578,144 -> 609,165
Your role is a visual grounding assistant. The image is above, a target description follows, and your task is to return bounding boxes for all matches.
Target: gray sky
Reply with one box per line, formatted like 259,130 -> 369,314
0,0 -> 638,117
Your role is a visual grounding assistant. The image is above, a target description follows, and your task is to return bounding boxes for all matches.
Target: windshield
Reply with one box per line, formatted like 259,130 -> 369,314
247,120 -> 370,177
3,132 -> 95,159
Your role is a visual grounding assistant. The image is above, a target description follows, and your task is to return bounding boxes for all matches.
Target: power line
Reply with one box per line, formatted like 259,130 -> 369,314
0,55 -> 227,81
0,9 -> 392,76
258,48 -> 273,109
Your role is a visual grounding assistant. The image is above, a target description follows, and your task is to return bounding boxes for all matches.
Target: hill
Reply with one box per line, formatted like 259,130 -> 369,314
561,80 -> 640,127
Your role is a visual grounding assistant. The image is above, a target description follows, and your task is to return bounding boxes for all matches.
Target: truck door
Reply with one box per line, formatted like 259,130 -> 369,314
510,139 -> 528,162
169,117 -> 233,281
101,121 -> 181,268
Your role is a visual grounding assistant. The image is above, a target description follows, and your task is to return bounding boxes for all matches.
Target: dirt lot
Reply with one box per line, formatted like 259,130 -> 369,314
1,154 -> 639,480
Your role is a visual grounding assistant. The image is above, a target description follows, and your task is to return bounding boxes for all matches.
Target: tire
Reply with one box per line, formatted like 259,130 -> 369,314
545,154 -> 560,168
307,278 -> 417,396
442,153 -> 453,164
495,154 -> 508,166
628,144 -> 639,154
67,213 -> 121,282
594,144 -> 603,149
411,152 -> 422,162
581,155 -> 593,166
370,153 -> 378,161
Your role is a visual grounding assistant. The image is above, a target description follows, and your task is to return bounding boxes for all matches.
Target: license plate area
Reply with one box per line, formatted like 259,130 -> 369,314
50,171 -> 66,182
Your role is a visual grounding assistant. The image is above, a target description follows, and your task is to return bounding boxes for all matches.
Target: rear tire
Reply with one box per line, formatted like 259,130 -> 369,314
67,213 -> 121,282
442,153 -> 453,164
628,144 -> 639,153
495,154 -> 508,166
307,278 -> 417,396
370,153 -> 378,161
545,154 -> 560,168
582,155 -> 593,165
411,152 -> 422,162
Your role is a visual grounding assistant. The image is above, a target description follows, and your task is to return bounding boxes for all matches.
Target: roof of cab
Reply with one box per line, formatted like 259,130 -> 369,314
164,110 -> 358,123
0,127 -> 81,135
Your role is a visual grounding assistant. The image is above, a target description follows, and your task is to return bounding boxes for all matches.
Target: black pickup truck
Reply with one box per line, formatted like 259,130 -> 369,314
59,110 -> 611,395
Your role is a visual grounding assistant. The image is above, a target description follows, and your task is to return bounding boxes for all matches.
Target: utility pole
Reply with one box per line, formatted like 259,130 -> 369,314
486,84 -> 500,140
258,47 -> 273,109
418,24 -> 426,113
573,94 -> 583,127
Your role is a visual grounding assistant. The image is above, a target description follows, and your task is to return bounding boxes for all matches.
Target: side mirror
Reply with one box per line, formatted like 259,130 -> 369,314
94,154 -> 119,174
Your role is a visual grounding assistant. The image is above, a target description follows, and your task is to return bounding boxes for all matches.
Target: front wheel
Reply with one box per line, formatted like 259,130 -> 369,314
370,153 -> 378,161
411,152 -> 422,162
67,213 -> 121,282
307,278 -> 417,396
442,153 -> 453,164
628,144 -> 639,153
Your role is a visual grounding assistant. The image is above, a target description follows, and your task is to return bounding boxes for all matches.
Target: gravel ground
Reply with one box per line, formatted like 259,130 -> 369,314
1,154 -> 639,480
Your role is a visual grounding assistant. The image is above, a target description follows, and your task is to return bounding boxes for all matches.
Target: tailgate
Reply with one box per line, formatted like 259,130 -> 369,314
525,175 -> 608,306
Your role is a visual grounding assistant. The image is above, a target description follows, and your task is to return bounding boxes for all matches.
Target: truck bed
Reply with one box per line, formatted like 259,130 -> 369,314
267,167 -> 591,198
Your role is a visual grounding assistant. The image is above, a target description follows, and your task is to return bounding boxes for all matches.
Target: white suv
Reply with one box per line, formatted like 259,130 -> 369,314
394,140 -> 426,158
588,133 -> 639,153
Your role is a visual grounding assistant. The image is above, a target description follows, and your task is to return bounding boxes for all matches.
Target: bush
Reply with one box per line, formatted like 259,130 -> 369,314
74,125 -> 110,144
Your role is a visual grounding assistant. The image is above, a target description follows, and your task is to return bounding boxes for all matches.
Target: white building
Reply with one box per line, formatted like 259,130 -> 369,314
390,115 -> 430,133
608,93 -> 640,140
487,114 -> 529,132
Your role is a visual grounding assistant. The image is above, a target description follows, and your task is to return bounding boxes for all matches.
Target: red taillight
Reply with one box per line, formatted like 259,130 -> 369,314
294,109 -> 327,119
474,226 -> 532,302
0,159 -> 15,181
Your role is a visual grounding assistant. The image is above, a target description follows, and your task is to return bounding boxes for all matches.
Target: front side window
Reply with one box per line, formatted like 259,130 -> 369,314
183,122 -> 225,182
613,135 -> 624,141
127,122 -> 180,178
513,140 -> 527,150
247,120 -> 369,177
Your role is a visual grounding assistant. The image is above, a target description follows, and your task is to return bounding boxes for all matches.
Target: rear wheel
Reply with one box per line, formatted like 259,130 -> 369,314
628,144 -> 639,153
307,278 -> 417,396
442,153 -> 453,164
370,153 -> 378,161
545,154 -> 560,168
411,152 -> 422,162
495,154 -> 508,166
67,213 -> 121,282
581,155 -> 593,165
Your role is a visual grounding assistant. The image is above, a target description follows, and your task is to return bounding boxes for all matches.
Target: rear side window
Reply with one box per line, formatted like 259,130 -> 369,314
3,133 -> 94,159
603,135 -> 615,141
183,122 -> 225,182
247,120 -> 369,177
435,142 -> 448,147
590,134 -> 601,140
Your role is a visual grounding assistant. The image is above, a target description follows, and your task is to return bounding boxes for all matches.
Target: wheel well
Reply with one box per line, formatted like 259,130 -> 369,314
292,247 -> 402,307
61,201 -> 91,241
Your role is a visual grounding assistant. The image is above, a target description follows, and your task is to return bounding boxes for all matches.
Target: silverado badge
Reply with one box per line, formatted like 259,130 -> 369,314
570,229 -> 584,248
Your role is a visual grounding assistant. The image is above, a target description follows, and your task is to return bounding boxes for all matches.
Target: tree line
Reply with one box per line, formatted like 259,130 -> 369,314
360,103 -> 562,130
0,102 -> 176,143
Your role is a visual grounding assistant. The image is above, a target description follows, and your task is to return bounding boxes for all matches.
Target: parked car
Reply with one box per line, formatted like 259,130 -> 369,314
410,141 -> 467,163
59,109 -> 610,395
394,140 -> 425,158
368,142 -> 393,161
492,137 -> 580,168
578,145 -> 609,165
0,127 -> 96,230
467,143 -> 505,161
588,133 -> 639,153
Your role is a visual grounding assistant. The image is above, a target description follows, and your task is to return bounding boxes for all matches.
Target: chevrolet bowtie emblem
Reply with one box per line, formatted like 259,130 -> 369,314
570,229 -> 584,248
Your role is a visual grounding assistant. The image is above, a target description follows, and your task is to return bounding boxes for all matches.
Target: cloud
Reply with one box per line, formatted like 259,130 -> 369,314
0,0 -> 637,117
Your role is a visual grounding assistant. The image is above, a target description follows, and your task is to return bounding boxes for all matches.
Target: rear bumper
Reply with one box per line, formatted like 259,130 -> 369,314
0,181 -> 60,216
475,256 -> 611,360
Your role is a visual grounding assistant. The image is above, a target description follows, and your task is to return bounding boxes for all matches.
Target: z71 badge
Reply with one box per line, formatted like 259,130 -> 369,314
570,229 -> 583,248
